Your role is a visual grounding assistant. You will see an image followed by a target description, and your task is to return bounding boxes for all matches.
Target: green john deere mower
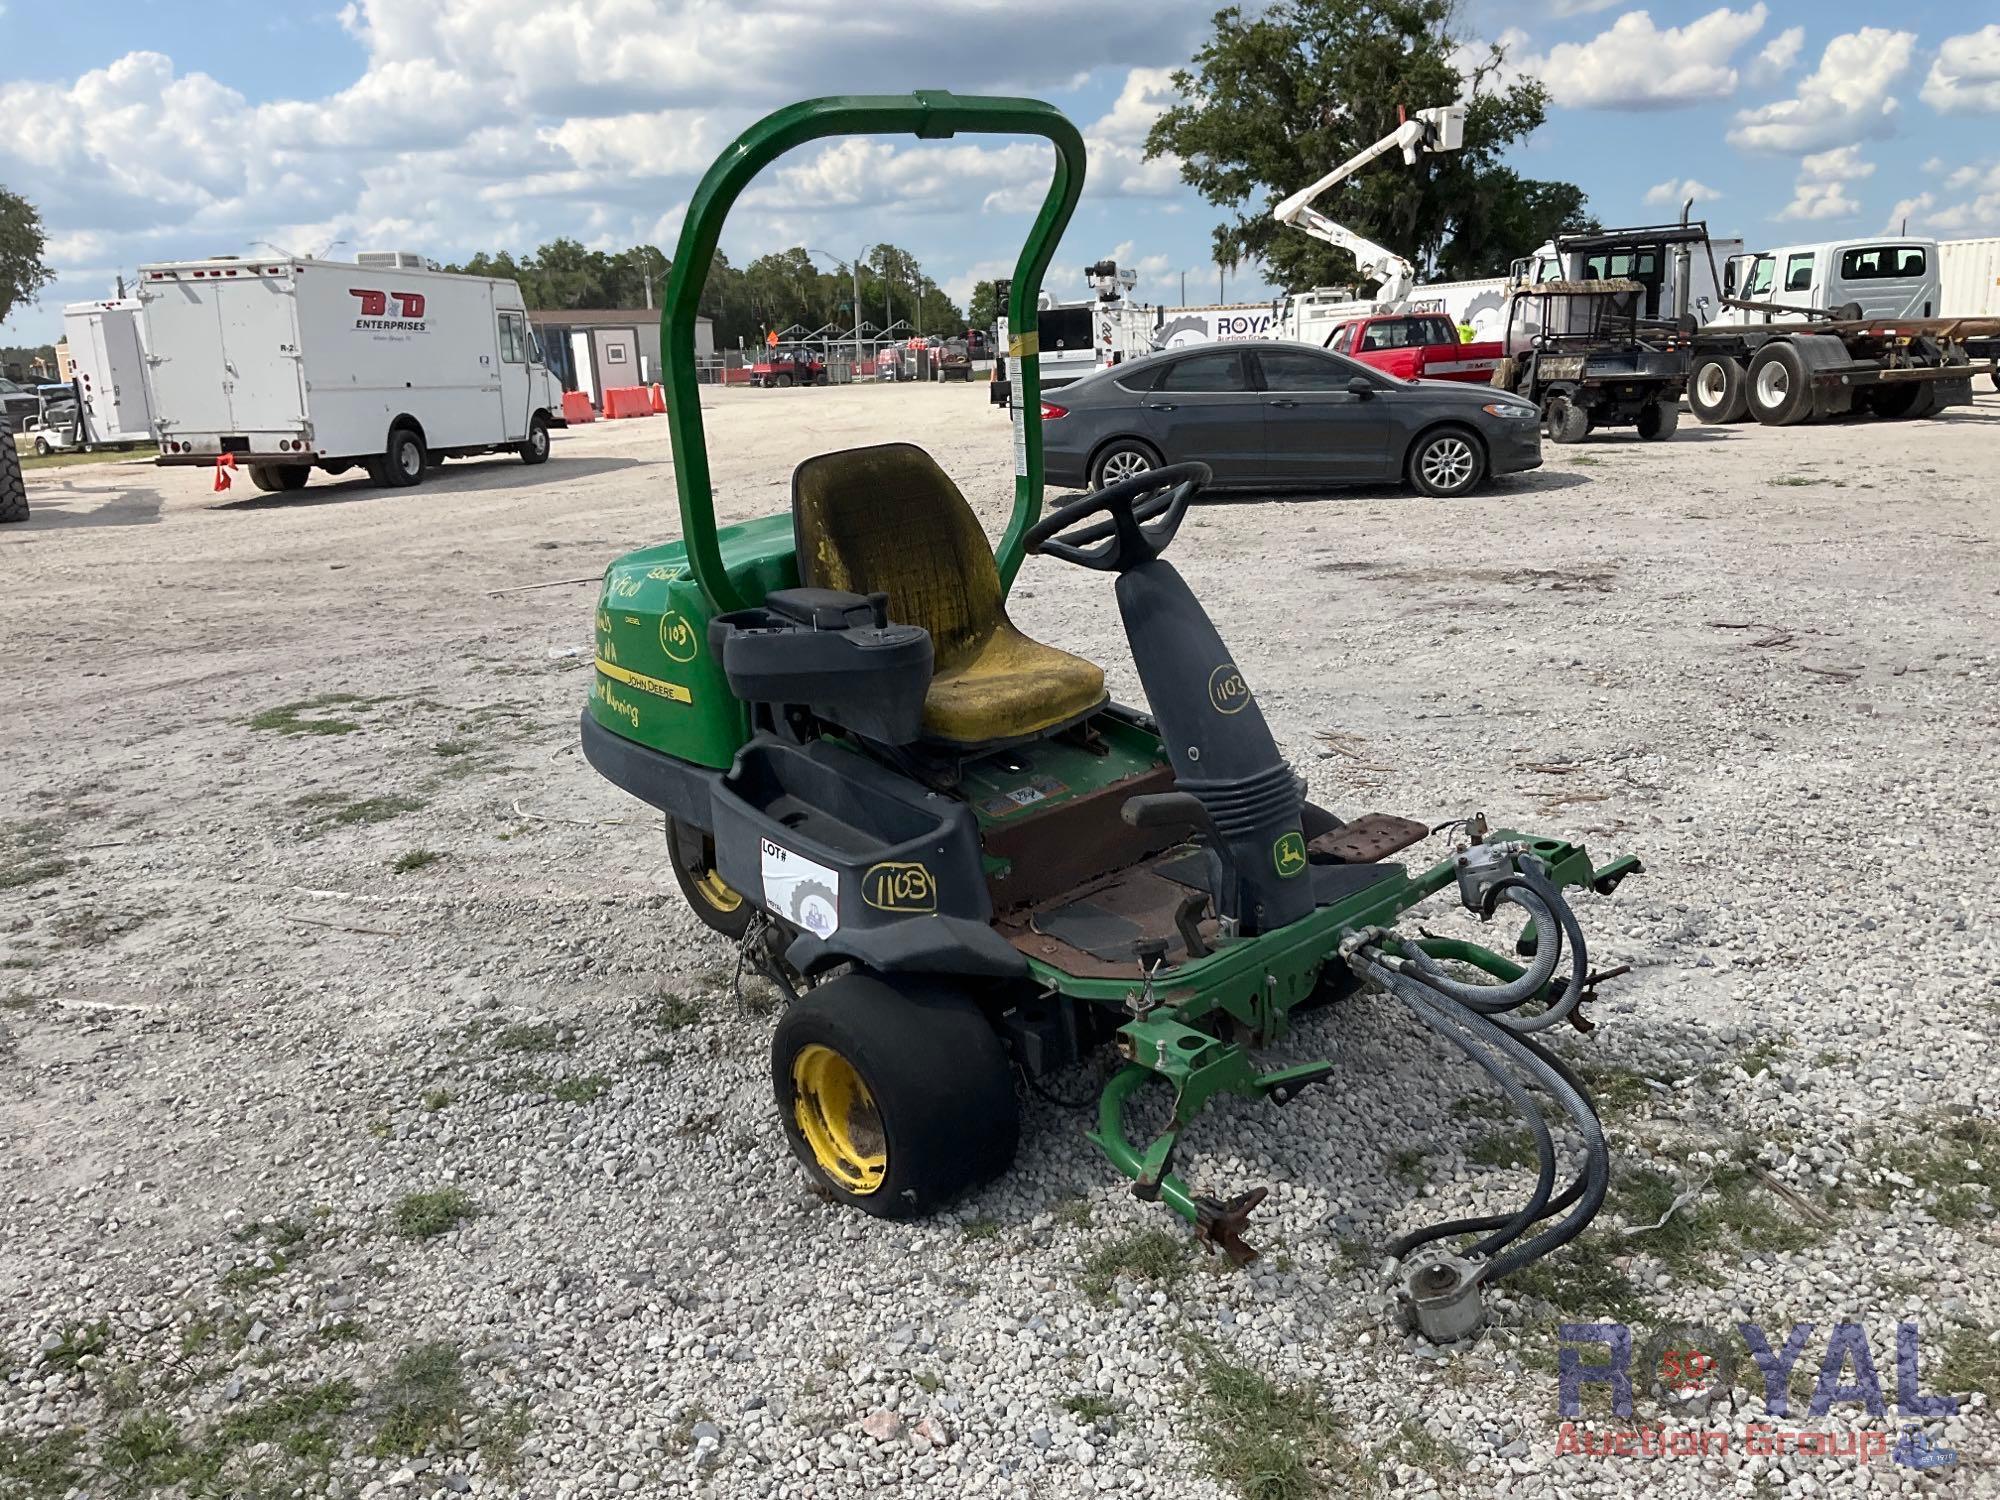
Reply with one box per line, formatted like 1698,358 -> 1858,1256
580,92 -> 1643,1341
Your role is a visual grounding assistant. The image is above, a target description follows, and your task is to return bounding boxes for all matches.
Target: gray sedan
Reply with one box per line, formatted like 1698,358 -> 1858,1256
1038,341 -> 1543,497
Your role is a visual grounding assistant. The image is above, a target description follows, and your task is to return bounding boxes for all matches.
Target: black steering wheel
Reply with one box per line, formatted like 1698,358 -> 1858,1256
1023,461 -> 1211,572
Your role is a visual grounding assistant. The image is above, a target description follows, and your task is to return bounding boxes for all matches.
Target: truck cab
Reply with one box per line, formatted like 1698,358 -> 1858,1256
1712,239 -> 1938,326
1322,313 -> 1500,384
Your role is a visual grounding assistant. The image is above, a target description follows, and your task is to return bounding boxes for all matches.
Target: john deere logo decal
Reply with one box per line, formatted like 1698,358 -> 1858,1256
862,861 -> 937,913
1273,832 -> 1308,878
659,611 -> 699,663
1208,663 -> 1251,714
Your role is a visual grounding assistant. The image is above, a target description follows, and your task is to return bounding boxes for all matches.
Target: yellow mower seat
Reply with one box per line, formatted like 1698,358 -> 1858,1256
793,443 -> 1106,747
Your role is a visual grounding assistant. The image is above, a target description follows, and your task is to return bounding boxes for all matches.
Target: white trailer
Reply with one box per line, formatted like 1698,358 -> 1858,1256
62,298 -> 155,447
1938,238 -> 2000,387
137,252 -> 564,492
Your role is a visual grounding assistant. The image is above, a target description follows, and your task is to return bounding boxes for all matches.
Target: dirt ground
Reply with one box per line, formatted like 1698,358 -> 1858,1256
2,383 -> 1996,1499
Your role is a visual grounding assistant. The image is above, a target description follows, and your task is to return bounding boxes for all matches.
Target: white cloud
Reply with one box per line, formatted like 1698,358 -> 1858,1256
1644,178 -> 1723,208
1091,67 -> 1180,147
1729,27 -> 1915,152
1921,25 -> 2000,115
1774,143 -> 1874,221
1515,6 -> 1769,111
1751,26 -> 1804,83
1544,0 -> 1620,14
1883,193 -> 1932,231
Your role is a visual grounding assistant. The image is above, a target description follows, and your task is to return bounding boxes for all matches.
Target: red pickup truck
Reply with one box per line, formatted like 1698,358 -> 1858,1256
1323,313 -> 1502,386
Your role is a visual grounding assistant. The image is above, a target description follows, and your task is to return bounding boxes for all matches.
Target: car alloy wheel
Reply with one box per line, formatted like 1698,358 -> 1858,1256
1419,435 -> 1475,492
1099,450 -> 1152,485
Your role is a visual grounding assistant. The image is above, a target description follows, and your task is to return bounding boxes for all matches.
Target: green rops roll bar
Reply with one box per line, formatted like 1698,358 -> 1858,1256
658,91 -> 1087,616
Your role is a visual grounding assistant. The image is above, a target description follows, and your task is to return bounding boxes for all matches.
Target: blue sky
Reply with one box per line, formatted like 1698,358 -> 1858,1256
3,2 -> 1998,346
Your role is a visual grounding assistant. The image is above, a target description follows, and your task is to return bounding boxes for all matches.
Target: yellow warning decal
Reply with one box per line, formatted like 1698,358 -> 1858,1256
594,657 -> 692,704
1008,332 -> 1040,358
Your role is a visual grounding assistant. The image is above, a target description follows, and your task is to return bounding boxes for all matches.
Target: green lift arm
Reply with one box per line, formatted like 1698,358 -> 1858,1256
657,91 -> 1087,616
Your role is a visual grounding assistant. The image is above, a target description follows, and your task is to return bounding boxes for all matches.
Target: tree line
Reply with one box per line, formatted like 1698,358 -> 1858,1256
440,239 -> 971,348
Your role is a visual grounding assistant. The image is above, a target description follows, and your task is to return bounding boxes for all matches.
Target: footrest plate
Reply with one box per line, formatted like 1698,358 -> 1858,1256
1310,813 -> 1429,864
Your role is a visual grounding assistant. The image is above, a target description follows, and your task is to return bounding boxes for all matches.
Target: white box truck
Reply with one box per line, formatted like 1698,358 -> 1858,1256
137,251 -> 564,492
38,298 -> 155,452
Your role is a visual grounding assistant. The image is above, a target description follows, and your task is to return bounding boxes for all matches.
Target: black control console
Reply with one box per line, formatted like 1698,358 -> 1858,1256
709,587 -> 933,745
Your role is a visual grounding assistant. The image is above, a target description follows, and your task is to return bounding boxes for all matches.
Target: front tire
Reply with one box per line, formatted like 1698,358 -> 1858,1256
1407,426 -> 1486,496
1545,396 -> 1591,444
1636,399 -> 1680,441
1687,354 -> 1748,424
379,425 -> 425,487
519,413 -> 551,465
772,973 -> 1019,1218
666,817 -> 752,940
1089,439 -> 1160,491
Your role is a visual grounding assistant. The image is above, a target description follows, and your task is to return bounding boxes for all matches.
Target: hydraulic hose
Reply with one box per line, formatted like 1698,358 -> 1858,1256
1359,954 -> 1611,1283
1363,959 -> 1559,1263
1403,865 -> 1593,1035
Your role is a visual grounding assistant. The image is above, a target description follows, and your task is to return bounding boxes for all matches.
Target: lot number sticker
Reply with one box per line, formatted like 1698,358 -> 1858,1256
760,839 -> 840,938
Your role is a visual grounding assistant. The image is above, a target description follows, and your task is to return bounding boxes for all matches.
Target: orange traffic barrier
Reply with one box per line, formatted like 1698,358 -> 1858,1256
603,386 -> 654,419
562,390 -> 595,424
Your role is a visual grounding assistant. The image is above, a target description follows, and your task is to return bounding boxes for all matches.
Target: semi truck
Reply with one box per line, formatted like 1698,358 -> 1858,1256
1680,237 -> 1995,425
138,251 -> 564,491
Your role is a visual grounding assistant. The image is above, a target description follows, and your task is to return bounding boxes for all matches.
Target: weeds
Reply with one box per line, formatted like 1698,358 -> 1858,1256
962,1217 -> 1000,1242
494,1022 -> 573,1055
1053,1195 -> 1094,1230
220,1253 -> 291,1291
1387,1146 -> 1429,1186
371,1343 -> 476,1457
392,848 -> 443,873
1380,1415 -> 1465,1473
0,1428 -> 82,1497
1934,1324 -> 1998,1397
247,694 -> 371,736
1079,1229 -> 1190,1301
101,1413 -> 187,1487
331,795 -> 424,827
1868,1115 -> 1999,1227
638,992 -> 703,1031
40,1321 -> 109,1372
432,740 -> 473,757
391,1188 -> 476,1240
1062,1393 -> 1121,1424
1186,1340 -> 1358,1500
1468,1129 -> 1535,1169
550,1074 -> 609,1104
422,1088 -> 453,1112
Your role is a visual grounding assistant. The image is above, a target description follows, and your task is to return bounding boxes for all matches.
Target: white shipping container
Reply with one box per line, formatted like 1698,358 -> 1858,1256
137,254 -> 564,490
62,299 -> 155,446
1939,238 -> 2000,318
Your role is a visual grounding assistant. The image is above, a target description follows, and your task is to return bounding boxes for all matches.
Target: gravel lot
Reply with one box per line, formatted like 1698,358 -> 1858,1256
2,383 -> 1996,1499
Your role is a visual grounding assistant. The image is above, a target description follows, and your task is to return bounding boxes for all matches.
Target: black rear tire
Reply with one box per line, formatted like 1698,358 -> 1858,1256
0,436 -> 27,524
380,425 -> 425,487
1687,354 -> 1748,424
666,817 -> 752,939
772,972 -> 1019,1218
1636,399 -> 1680,441
519,413 -> 551,465
1747,344 -> 1814,426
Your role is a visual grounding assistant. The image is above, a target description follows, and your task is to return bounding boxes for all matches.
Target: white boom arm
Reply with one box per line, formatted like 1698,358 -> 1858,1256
1271,104 -> 1465,305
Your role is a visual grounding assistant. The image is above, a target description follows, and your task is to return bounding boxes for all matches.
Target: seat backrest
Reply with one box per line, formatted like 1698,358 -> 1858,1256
792,443 -> 1001,673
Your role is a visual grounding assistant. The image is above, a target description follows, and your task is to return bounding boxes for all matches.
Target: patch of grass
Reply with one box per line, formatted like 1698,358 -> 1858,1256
1468,1129 -> 1535,1169
1574,1059 -> 1655,1116
101,1412 -> 188,1487
215,1378 -> 359,1462
41,1320 -> 109,1372
231,1217 -> 308,1248
0,1428 -> 83,1498
330,795 -> 424,827
319,1319 -> 369,1343
1812,1049 -> 1841,1068
962,1217 -> 1000,1242
1933,1324 -> 1998,1398
431,740 -> 473,757
550,1074 -> 609,1105
484,1402 -> 533,1481
637,992 -> 703,1031
1565,455 -> 1604,468
1186,1341 -> 1360,1499
913,1371 -> 942,1394
220,1252 -> 291,1291
1380,1415 -> 1464,1473
1053,1195 -> 1093,1229
1868,1114 -> 1999,1227
1079,1229 -> 1191,1301
422,1088 -> 453,1112
1737,1035 -> 1789,1078
1062,1392 -> 1121,1424
1770,474 -> 1828,487
493,1022 -> 573,1054
371,1343 -> 476,1457
1507,1234 -> 1651,1322
0,856 -> 72,891
391,848 -> 443,873
247,694 -> 370,736
1387,1146 -> 1429,1186
1447,1093 -> 1513,1123
391,1188 -> 476,1240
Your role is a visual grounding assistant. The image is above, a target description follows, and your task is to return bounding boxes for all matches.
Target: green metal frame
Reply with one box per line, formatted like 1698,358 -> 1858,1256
658,91 -> 1084,616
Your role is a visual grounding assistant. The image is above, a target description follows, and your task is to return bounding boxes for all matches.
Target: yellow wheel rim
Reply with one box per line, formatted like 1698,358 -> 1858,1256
694,868 -> 742,913
791,1044 -> 887,1195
